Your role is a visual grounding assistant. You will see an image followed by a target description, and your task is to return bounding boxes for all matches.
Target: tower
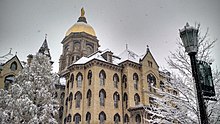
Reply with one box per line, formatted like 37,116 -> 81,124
59,8 -> 100,76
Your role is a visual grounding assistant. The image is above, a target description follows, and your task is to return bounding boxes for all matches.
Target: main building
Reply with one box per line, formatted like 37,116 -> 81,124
59,8 -> 172,124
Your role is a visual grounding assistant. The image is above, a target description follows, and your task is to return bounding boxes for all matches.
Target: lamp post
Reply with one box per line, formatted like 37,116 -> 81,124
179,23 -> 208,124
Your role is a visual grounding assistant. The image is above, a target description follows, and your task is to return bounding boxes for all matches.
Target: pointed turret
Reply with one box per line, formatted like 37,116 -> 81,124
38,34 -> 51,60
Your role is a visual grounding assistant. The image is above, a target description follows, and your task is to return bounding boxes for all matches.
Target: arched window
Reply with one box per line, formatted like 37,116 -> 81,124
99,89 -> 106,106
69,92 -> 73,109
64,117 -> 67,124
87,70 -> 92,85
76,72 -> 83,87
74,91 -> 82,108
135,114 -> 141,124
99,70 -> 106,86
134,93 -> 140,105
65,97 -> 68,112
73,113 -> 81,124
54,92 -> 58,98
122,75 -> 127,89
70,74 -> 74,88
99,111 -> 106,124
114,113 -> 120,124
87,89 -> 92,107
4,75 -> 15,90
124,114 -> 129,123
59,106 -> 64,119
133,73 -> 139,90
10,61 -> 17,71
113,92 -> 120,108
67,80 -> 70,89
113,73 -> 119,88
160,81 -> 165,91
67,114 -> 72,122
86,112 -> 91,124
123,93 -> 128,108
147,74 -> 156,93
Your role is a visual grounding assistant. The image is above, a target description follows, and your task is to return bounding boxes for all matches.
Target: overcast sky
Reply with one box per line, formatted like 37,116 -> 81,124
0,0 -> 219,72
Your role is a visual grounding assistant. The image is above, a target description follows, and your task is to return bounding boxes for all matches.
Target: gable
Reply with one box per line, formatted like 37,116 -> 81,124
140,50 -> 159,69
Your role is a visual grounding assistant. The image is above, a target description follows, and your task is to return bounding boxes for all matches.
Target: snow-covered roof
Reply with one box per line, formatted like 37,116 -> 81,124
117,48 -> 142,64
0,51 -> 14,65
59,77 -> 66,85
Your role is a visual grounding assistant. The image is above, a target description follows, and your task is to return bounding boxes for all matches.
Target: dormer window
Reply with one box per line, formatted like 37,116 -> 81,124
148,61 -> 153,67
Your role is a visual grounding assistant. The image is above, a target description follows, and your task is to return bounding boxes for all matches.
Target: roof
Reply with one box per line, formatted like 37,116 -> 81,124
0,49 -> 14,65
117,48 -> 142,64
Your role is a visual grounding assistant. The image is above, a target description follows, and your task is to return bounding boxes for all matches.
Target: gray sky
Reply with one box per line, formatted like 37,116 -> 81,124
0,0 -> 219,72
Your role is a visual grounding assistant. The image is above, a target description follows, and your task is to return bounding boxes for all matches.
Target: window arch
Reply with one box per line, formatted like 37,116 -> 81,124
135,114 -> 141,124
64,117 -> 67,124
65,97 -> 68,112
99,111 -> 106,124
73,113 -> 81,124
133,73 -> 139,90
160,81 -> 165,91
60,92 -> 65,104
69,92 -> 73,109
123,93 -> 128,108
147,74 -> 156,92
113,92 -> 120,108
113,73 -> 119,88
99,89 -> 106,106
4,75 -> 15,90
74,91 -> 82,108
87,70 -> 92,85
67,80 -> 70,89
70,74 -> 74,88
134,93 -> 140,105
76,72 -> 83,87
86,112 -> 91,124
67,114 -> 72,122
99,70 -> 106,86
122,75 -> 127,89
114,113 -> 120,124
10,61 -> 17,71
87,89 -> 92,107
124,114 -> 129,123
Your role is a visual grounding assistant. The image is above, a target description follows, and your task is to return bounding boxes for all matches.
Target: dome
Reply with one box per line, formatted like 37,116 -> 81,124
65,8 -> 96,36
65,22 -> 96,36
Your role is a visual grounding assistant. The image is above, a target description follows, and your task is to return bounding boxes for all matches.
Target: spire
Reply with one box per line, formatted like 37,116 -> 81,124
38,34 -> 51,59
146,45 -> 150,52
126,44 -> 128,50
77,7 -> 87,23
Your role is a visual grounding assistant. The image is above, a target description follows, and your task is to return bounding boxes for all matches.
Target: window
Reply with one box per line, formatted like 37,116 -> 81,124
70,74 -> 74,88
135,114 -> 141,124
147,74 -> 156,93
86,112 -> 91,124
122,75 -> 127,89
87,89 -> 92,107
123,93 -> 128,108
4,75 -> 15,90
67,80 -> 70,89
64,117 -> 67,124
173,90 -> 178,95
133,73 -> 139,90
59,106 -> 64,119
99,111 -> 106,124
124,114 -> 129,123
65,97 -> 68,112
76,72 -> 83,87
87,70 -> 92,85
113,92 -> 120,108
134,93 -> 140,105
99,70 -> 106,86
114,113 -> 120,124
69,92 -> 73,109
99,89 -> 106,106
73,113 -> 81,124
113,73 -> 119,88
160,81 -> 165,91
60,92 -> 65,104
148,61 -> 153,67
67,114 -> 72,122
75,91 -> 82,108
10,61 -> 17,71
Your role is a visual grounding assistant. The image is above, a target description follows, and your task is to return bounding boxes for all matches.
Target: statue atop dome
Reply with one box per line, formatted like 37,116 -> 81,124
81,7 -> 85,17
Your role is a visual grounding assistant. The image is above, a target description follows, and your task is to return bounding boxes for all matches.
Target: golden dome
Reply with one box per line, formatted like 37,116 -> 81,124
65,8 -> 96,36
65,22 -> 96,36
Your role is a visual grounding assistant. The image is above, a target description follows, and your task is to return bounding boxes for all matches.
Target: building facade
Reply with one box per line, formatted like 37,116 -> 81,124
59,8 -> 174,124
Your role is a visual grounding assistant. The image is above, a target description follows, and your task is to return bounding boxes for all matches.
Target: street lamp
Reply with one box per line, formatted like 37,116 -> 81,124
179,23 -> 208,124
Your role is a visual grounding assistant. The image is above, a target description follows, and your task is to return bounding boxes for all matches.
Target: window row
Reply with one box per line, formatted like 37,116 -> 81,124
64,112 -> 122,124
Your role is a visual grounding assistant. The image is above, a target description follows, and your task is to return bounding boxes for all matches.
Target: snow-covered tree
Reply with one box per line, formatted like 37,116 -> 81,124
147,26 -> 220,124
0,53 -> 59,124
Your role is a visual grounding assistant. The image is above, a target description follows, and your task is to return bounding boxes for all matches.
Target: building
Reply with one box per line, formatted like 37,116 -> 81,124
59,8 -> 174,124
0,49 -> 23,90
